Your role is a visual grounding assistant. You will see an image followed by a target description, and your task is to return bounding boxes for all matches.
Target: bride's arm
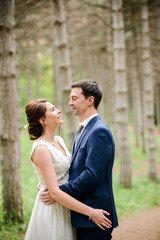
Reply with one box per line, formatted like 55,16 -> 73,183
33,145 -> 112,230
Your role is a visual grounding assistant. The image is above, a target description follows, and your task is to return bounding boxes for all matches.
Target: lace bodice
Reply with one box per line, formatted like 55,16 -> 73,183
30,136 -> 71,186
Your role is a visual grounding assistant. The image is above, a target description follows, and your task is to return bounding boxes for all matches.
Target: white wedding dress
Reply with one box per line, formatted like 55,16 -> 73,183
25,136 -> 76,240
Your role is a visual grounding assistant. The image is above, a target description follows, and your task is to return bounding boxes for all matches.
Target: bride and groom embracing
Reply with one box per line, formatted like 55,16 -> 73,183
24,79 -> 118,240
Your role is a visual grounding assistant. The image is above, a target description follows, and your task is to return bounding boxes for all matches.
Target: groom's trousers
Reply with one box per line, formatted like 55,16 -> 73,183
76,227 -> 113,240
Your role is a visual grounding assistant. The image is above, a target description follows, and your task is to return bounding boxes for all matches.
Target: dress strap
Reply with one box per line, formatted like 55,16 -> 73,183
30,140 -> 53,159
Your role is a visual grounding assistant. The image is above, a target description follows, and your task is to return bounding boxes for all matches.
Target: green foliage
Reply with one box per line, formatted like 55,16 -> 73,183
113,128 -> 160,220
38,54 -> 54,100
129,129 -> 160,163
0,223 -> 23,240
19,53 -> 54,126
0,212 -> 26,240
113,174 -> 160,220
20,131 -> 38,224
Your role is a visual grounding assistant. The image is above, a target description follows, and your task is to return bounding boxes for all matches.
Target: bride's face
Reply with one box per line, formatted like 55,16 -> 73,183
45,102 -> 63,128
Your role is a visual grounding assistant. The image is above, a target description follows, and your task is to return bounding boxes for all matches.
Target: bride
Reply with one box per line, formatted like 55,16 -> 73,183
24,98 -> 112,240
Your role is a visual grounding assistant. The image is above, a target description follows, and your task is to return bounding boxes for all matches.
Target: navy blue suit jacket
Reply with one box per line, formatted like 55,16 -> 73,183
60,115 -> 118,229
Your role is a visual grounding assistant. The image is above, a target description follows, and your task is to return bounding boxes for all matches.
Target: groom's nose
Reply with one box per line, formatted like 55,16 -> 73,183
69,99 -> 73,106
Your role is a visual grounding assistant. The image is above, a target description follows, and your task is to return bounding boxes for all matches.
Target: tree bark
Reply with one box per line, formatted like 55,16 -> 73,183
127,33 -> 140,147
105,0 -> 115,128
25,40 -> 32,102
112,0 -> 132,187
141,0 -> 157,181
65,0 -> 75,80
51,0 -> 76,146
128,3 -> 144,149
155,0 -> 160,130
0,0 -> 23,222
92,54 -> 104,118
34,40 -> 41,98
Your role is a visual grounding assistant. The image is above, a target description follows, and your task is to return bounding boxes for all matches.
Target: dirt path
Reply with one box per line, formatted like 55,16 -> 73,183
112,206 -> 160,240
112,127 -> 160,239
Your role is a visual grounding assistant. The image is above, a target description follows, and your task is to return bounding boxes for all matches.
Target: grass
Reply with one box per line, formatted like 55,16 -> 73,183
113,174 -> 160,220
0,128 -> 160,239
129,129 -> 160,163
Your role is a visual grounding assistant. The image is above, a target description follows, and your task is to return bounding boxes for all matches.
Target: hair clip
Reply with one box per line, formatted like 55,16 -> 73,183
24,123 -> 30,130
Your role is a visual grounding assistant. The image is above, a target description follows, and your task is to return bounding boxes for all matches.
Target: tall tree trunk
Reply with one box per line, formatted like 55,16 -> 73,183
128,4 -> 144,149
25,41 -> 32,102
0,0 -> 23,222
65,0 -> 75,80
155,0 -> 160,130
141,0 -> 157,181
51,0 -> 76,147
84,30 -> 94,79
93,54 -> 104,118
34,40 -> 41,98
136,39 -> 146,154
127,33 -> 140,147
133,13 -> 146,154
112,0 -> 132,187
106,0 -> 116,129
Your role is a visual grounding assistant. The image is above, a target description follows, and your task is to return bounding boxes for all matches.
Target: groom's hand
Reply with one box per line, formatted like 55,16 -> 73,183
40,187 -> 56,205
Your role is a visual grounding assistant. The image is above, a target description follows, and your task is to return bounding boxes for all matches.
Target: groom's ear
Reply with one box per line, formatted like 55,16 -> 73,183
88,96 -> 94,106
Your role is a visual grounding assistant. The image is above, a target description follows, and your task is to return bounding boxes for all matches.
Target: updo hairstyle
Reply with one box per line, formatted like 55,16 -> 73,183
25,98 -> 49,140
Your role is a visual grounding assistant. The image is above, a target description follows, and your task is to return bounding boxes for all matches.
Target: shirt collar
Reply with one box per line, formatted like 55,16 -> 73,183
80,113 -> 98,128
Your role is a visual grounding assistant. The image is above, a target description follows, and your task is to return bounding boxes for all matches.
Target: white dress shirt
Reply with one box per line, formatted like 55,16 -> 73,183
77,113 -> 98,134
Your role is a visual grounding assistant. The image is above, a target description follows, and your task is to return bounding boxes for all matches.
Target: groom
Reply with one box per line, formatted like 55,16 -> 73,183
42,79 -> 118,239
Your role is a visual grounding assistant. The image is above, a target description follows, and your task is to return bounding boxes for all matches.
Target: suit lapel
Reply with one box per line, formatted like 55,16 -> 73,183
72,135 -> 76,153
71,115 -> 100,166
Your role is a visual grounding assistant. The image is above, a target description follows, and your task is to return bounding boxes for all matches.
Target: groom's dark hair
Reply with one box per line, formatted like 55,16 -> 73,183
71,79 -> 102,109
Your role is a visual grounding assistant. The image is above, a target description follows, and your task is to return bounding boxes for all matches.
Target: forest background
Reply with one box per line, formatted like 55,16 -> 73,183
0,0 -> 160,239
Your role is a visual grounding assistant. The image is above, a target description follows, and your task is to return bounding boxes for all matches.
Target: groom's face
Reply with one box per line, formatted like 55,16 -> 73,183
69,87 -> 89,118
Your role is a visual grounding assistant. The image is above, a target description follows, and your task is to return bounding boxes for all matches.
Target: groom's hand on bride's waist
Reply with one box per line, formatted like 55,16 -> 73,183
40,187 -> 56,205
